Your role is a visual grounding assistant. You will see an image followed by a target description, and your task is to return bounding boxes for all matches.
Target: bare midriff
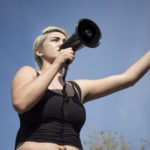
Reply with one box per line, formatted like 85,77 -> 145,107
17,141 -> 80,150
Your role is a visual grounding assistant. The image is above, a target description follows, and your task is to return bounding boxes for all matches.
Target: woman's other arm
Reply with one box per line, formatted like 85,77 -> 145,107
75,50 -> 150,104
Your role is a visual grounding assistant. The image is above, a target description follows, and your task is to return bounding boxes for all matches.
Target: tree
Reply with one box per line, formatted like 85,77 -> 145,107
83,126 -> 150,150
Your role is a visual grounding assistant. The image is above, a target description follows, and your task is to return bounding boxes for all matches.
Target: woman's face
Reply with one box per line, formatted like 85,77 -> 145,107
40,31 -> 67,63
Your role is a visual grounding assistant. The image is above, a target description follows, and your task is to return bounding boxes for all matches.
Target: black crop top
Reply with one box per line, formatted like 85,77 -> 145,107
15,74 -> 86,150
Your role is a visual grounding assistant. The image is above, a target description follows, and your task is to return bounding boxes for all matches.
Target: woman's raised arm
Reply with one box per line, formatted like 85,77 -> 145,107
75,50 -> 150,104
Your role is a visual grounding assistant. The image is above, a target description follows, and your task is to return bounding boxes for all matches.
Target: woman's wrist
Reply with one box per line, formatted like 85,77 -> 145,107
53,59 -> 64,71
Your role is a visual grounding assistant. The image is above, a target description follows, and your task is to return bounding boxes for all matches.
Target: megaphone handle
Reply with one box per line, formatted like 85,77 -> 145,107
63,63 -> 69,81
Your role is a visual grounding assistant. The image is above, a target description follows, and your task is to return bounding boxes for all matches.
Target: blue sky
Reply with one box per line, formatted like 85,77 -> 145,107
0,0 -> 150,149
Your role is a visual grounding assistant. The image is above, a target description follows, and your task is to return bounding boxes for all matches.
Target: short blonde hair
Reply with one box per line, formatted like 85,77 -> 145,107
33,26 -> 68,68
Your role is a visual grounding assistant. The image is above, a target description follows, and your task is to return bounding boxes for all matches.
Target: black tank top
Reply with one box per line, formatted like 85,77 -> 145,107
15,73 -> 86,150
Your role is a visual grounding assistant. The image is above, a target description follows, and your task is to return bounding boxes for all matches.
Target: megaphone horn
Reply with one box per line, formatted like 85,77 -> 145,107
60,18 -> 102,51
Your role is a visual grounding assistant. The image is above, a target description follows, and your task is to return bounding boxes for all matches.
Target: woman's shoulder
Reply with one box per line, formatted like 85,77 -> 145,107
17,65 -> 36,73
19,65 -> 36,71
14,66 -> 37,79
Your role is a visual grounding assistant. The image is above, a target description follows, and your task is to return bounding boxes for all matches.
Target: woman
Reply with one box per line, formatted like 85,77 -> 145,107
11,26 -> 150,150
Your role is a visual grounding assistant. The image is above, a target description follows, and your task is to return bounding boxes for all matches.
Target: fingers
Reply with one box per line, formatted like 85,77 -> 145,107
63,48 -> 75,65
54,47 -> 75,67
61,47 -> 75,62
61,47 -> 74,55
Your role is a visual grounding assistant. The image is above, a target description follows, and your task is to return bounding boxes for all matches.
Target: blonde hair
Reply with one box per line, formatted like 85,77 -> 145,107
33,26 -> 68,68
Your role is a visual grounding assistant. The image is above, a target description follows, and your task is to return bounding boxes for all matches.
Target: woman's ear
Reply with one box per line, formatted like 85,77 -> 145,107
36,50 -> 43,57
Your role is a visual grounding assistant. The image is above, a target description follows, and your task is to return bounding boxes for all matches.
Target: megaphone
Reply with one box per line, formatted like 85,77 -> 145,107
60,18 -> 102,51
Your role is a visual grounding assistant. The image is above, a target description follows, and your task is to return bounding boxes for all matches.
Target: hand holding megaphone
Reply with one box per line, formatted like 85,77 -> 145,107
60,18 -> 102,80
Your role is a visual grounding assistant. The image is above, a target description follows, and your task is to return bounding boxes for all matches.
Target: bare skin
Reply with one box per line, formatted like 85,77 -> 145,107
12,31 -> 150,150
17,142 -> 79,150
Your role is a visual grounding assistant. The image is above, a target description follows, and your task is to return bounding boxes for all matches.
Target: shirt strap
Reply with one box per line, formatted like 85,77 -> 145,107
68,81 -> 82,101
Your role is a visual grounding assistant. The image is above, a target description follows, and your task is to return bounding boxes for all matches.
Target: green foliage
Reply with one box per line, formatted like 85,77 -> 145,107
83,126 -> 150,150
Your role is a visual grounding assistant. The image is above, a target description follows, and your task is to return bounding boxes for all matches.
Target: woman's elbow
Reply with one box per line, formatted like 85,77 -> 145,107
12,98 -> 27,114
123,73 -> 137,87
